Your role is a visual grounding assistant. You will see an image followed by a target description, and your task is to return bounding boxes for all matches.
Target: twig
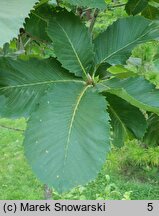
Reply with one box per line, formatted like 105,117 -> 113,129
0,124 -> 24,132
89,8 -> 99,32
108,3 -> 126,9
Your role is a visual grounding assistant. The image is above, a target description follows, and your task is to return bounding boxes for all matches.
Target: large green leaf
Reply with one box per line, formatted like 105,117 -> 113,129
143,114 -> 159,146
94,16 -> 159,66
125,0 -> 149,15
0,0 -> 38,47
107,94 -> 147,147
64,0 -> 107,9
47,10 -> 94,77
0,57 -> 78,118
24,82 -> 110,192
97,77 -> 159,114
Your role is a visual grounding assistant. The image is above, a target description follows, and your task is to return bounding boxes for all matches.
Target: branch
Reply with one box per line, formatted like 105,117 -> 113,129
89,9 -> 99,33
108,3 -> 126,9
0,124 -> 24,132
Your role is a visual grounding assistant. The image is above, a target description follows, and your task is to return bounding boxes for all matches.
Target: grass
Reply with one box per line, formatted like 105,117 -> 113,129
0,118 -> 44,199
0,118 -> 159,200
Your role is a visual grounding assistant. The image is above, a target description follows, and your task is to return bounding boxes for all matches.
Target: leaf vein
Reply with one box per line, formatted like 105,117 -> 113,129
56,21 -> 87,76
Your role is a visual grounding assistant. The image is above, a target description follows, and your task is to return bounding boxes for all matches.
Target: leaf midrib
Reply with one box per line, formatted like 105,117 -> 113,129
132,0 -> 144,14
56,21 -> 87,77
0,80 -> 84,91
32,11 -> 47,22
109,106 -> 128,135
102,24 -> 156,64
63,85 -> 90,168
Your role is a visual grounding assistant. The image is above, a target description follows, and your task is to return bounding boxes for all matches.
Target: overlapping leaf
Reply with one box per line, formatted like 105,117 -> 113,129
64,0 -> 107,9
143,114 -> 159,146
47,10 -> 94,77
94,16 -> 159,66
125,0 -> 149,15
24,82 -> 110,192
0,0 -> 38,47
107,94 -> 147,147
97,77 -> 159,114
0,57 -> 78,117
25,3 -> 54,42
142,5 -> 159,20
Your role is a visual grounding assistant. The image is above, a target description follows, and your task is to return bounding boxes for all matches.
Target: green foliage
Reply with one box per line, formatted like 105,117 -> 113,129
94,5 -> 127,37
107,94 -> 147,147
132,42 -> 159,63
1,0 -> 159,193
126,41 -> 159,87
97,77 -> 159,114
25,3 -> 54,42
125,0 -> 159,19
142,5 -> 159,20
143,114 -> 159,147
109,140 -> 159,168
125,0 -> 149,15
107,65 -> 136,78
0,0 -> 38,47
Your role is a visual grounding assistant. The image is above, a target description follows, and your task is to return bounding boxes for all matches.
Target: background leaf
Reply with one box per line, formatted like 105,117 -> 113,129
25,3 -> 54,42
94,16 -> 159,66
0,0 -> 38,47
107,65 -> 136,79
107,94 -> 147,148
143,113 -> 159,146
24,82 -> 110,192
0,57 -> 77,118
47,10 -> 94,77
125,0 -> 149,15
142,5 -> 159,20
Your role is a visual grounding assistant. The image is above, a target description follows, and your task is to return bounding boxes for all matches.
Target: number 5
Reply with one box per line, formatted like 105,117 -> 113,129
147,203 -> 153,211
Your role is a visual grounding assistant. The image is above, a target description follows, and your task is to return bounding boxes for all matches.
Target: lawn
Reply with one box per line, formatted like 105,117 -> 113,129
0,118 -> 159,200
